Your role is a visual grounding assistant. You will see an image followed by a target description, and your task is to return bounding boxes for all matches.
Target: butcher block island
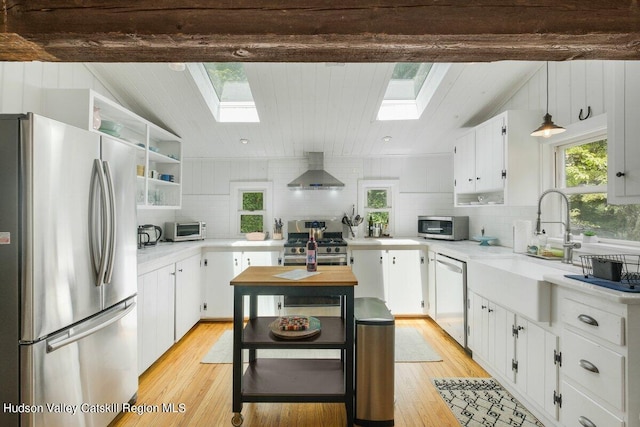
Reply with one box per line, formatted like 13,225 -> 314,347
230,266 -> 358,427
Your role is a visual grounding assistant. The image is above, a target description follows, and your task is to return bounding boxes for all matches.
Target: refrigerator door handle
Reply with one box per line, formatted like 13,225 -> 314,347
46,300 -> 136,353
103,161 -> 117,284
89,159 -> 111,286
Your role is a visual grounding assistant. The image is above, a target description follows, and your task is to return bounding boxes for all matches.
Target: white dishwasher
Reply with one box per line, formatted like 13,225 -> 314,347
434,253 -> 467,349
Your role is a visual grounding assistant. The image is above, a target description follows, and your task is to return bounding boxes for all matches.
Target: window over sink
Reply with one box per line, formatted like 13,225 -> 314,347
555,134 -> 640,242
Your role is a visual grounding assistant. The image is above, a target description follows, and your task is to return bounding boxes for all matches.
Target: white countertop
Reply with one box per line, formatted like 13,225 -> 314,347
136,237 -> 640,304
136,238 -> 286,275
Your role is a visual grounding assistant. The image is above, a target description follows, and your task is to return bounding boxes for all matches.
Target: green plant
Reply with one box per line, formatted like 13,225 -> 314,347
583,230 -> 597,236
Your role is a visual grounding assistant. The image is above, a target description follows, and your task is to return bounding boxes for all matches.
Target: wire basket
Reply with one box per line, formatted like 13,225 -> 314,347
579,254 -> 640,285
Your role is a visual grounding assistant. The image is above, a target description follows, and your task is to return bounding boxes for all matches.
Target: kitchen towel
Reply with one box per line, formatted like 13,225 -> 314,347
513,220 -> 532,253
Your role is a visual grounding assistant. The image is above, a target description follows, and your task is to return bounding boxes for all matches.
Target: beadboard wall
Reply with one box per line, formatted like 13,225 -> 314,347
178,154 -> 455,238
1,60 -> 613,244
452,61 -> 609,247
0,61 -> 175,227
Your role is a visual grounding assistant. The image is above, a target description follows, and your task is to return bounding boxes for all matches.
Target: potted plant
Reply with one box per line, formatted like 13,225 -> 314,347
582,230 -> 598,243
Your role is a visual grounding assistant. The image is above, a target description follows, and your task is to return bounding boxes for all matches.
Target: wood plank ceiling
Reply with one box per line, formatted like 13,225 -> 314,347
2,1 -> 638,158
2,1 -> 640,62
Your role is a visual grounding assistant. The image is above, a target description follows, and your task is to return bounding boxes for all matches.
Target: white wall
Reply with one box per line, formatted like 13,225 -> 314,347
1,60 -> 612,244
179,154 -> 454,238
0,61 -> 176,228
454,60 -> 609,247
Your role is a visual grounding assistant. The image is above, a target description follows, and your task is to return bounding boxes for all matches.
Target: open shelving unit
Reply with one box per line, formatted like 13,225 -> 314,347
43,88 -> 182,209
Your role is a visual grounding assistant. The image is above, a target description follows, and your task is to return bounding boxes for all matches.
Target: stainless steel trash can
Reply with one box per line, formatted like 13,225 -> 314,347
354,297 -> 395,427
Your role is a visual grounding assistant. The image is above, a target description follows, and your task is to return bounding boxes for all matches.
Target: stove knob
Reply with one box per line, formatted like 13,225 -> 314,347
326,247 -> 332,253
334,247 -> 340,253
300,248 -> 305,254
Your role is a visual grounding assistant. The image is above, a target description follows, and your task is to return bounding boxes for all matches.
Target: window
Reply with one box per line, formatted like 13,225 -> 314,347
556,137 -> 640,241
191,62 -> 260,122
230,182 -> 273,237
377,63 -> 450,121
240,191 -> 265,233
358,180 -> 399,236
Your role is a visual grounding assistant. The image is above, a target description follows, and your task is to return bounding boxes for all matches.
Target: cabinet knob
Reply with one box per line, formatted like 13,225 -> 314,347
392,257 -> 396,264
481,305 -> 487,310
616,171 -> 625,177
488,308 -> 494,313
178,269 -> 183,272
476,177 -> 480,180
468,178 -> 473,182
380,257 -> 383,264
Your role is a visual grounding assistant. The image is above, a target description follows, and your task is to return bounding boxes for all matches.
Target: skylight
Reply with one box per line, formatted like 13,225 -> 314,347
202,63 -> 259,122
377,63 -> 449,121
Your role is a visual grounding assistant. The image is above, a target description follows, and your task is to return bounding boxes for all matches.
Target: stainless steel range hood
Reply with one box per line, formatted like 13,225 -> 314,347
288,152 -> 345,190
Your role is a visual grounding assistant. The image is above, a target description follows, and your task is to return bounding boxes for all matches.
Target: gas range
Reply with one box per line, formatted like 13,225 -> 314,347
283,220 -> 348,265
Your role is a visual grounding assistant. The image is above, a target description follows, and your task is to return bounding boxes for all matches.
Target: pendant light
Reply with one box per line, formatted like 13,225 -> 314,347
531,62 -> 566,138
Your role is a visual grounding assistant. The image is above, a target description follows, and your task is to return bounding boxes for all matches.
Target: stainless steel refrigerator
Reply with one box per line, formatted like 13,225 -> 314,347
0,113 -> 138,427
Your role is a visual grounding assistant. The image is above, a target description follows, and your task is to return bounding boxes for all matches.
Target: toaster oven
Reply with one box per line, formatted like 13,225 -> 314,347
418,216 -> 469,240
164,221 -> 207,242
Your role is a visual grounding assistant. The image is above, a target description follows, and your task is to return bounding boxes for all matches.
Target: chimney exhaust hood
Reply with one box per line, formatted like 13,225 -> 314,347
288,152 -> 345,190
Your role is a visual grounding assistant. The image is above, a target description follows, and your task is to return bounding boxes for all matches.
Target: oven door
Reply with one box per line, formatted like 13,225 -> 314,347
175,222 -> 203,239
283,254 -> 348,266
418,218 -> 454,239
282,254 -> 346,307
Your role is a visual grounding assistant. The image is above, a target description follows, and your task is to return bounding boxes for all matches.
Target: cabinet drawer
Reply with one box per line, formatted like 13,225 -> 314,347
561,381 -> 623,427
562,298 -> 624,346
563,329 -> 625,411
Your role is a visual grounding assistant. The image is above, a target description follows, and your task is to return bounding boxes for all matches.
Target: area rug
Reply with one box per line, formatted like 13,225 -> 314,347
201,326 -> 441,363
432,378 -> 544,427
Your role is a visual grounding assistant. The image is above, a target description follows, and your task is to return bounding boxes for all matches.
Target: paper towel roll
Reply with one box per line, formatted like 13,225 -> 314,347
513,220 -> 532,253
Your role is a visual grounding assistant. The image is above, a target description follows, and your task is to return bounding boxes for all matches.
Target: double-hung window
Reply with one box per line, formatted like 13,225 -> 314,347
230,182 -> 272,237
555,136 -> 640,241
358,180 -> 399,236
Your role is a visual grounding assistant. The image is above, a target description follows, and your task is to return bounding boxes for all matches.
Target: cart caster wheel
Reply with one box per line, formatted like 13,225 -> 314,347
231,413 -> 244,426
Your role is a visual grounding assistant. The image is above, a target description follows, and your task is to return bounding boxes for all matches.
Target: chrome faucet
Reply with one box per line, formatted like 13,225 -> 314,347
535,189 -> 581,264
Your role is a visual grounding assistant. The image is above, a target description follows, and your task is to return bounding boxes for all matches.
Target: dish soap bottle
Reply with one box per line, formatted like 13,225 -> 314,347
306,236 -> 317,272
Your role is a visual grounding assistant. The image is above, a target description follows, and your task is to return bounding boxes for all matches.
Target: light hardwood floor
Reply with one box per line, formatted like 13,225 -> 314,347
110,318 -> 488,427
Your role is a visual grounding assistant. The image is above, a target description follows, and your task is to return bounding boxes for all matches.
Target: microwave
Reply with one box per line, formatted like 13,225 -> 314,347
418,216 -> 469,240
165,221 -> 207,242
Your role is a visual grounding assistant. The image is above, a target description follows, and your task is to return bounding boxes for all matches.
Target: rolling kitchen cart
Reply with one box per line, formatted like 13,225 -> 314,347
229,265 -> 357,427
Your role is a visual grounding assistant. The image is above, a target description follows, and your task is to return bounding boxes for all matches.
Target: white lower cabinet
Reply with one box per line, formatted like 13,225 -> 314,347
558,292 -> 636,427
174,254 -> 203,341
349,248 -> 426,315
561,381 -> 624,427
201,249 -> 282,319
349,249 -> 385,301
469,293 -> 511,378
137,253 -> 202,375
468,290 -> 559,422
137,264 -> 176,375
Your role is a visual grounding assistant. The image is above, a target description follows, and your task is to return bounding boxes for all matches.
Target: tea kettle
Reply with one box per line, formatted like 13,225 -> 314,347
138,224 -> 162,247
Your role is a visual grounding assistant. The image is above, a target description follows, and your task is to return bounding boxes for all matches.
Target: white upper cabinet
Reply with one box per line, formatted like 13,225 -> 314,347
43,88 -> 183,209
569,61 -> 605,122
454,110 -> 539,206
453,129 -> 476,194
606,61 -> 640,204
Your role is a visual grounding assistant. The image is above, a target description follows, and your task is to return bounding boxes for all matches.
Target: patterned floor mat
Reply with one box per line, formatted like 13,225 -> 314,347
432,378 -> 545,427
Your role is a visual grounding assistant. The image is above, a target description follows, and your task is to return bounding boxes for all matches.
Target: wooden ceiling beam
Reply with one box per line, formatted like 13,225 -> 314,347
3,1 -> 640,62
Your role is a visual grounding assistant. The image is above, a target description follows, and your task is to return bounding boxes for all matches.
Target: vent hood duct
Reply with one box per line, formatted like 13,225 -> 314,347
288,152 -> 345,190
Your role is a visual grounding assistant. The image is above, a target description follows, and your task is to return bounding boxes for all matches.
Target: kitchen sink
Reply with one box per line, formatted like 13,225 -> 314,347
467,256 -> 581,322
